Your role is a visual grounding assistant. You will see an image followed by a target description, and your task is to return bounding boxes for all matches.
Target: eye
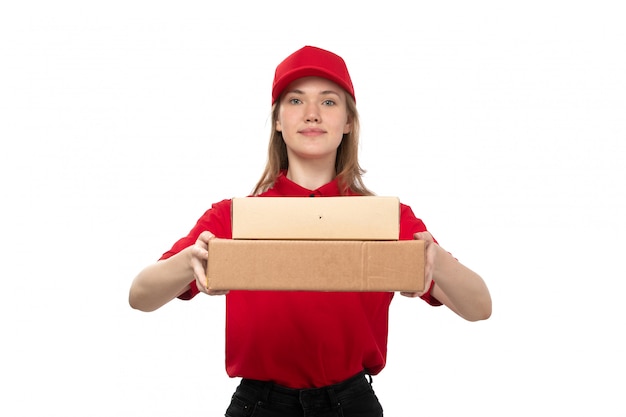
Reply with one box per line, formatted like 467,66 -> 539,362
289,98 -> 302,105
322,99 -> 336,106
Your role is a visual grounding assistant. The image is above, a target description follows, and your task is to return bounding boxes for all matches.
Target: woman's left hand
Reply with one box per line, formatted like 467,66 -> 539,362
400,231 -> 437,298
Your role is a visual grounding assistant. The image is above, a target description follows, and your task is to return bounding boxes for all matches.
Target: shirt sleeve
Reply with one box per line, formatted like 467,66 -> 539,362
159,199 -> 233,300
419,280 -> 443,306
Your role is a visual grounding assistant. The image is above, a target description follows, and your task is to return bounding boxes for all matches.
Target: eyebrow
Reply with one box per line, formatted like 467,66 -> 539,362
286,89 -> 341,97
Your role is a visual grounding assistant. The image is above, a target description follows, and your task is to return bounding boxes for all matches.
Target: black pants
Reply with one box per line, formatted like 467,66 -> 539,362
225,371 -> 384,417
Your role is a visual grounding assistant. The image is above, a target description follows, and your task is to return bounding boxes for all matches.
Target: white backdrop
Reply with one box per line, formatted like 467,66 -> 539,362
1,1 -> 624,416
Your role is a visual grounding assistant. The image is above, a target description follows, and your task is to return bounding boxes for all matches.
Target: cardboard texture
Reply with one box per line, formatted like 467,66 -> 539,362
206,239 -> 425,292
231,196 -> 400,240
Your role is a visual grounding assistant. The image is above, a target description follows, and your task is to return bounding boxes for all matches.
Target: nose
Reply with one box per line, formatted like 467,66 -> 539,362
305,103 -> 320,123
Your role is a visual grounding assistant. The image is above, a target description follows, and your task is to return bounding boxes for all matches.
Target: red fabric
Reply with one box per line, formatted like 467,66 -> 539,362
160,172 -> 441,388
272,45 -> 355,104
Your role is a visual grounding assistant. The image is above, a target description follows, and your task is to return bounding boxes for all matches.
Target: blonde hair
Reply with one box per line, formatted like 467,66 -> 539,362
252,95 -> 374,196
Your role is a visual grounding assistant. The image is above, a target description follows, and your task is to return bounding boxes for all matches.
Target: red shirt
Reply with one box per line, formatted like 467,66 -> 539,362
161,172 -> 441,388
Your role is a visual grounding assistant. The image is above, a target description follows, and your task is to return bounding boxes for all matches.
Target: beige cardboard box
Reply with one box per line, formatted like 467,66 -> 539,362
206,239 -> 425,292
231,196 -> 400,240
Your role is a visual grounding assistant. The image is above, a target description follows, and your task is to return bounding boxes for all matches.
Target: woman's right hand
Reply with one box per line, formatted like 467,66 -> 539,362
190,231 -> 229,296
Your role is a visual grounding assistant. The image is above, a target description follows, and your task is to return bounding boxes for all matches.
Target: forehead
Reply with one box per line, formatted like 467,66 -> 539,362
285,76 -> 345,96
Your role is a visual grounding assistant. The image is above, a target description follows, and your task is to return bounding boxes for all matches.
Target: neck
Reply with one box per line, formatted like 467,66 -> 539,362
286,160 -> 336,191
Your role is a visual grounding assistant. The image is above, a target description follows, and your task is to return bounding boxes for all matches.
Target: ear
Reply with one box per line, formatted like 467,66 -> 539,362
275,119 -> 282,132
343,116 -> 352,134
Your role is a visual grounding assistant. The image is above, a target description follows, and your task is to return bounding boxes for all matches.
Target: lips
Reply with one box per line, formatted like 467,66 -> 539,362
298,127 -> 326,136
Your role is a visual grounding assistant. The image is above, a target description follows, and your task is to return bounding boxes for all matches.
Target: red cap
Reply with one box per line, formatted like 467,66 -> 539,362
272,46 -> 355,104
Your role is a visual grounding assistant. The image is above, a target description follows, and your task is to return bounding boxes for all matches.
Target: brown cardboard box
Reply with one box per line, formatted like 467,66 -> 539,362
206,239 -> 425,292
231,196 -> 400,240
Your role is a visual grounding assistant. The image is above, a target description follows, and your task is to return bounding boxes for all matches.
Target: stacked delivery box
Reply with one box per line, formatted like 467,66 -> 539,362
206,196 -> 425,292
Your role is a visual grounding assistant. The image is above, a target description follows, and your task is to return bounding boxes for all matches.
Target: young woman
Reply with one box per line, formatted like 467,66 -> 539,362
129,45 -> 492,417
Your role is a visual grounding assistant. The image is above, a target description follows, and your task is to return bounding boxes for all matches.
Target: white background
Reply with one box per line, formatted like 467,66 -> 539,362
1,1 -> 625,416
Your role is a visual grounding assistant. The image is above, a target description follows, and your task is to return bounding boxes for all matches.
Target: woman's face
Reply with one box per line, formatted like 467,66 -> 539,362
276,76 -> 352,165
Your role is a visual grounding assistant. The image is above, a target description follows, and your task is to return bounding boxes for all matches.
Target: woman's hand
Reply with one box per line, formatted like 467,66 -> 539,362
400,231 -> 492,321
191,231 -> 229,296
400,231 -> 437,298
